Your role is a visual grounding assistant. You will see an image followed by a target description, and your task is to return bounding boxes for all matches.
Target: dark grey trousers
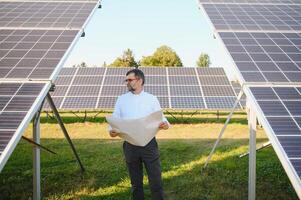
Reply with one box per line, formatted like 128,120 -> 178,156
123,138 -> 164,200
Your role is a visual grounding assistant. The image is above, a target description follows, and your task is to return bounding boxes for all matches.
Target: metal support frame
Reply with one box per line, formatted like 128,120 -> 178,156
33,105 -> 42,200
22,136 -> 56,155
203,87 -> 244,168
248,107 -> 257,200
46,93 -> 85,172
239,141 -> 271,158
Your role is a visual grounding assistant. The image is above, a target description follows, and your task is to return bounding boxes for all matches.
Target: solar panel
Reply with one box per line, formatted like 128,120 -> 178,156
62,96 -> 97,109
77,67 -> 105,76
199,0 -> 301,197
199,76 -> 231,85
170,86 -> 202,96
103,76 -> 124,85
144,86 -> 168,96
50,67 -> 241,110
0,82 -> 50,171
202,86 -> 235,96
246,86 -> 301,194
97,96 -> 117,109
205,97 -> 239,109
144,76 -> 167,85
171,97 -> 206,109
0,29 -> 79,79
201,4 -> 301,32
169,76 -> 199,85
231,81 -> 246,107
140,67 -> 167,75
218,32 -> 301,83
0,2 -> 97,29
168,67 -> 196,75
199,0 -> 301,4
72,76 -> 103,85
67,85 -> 100,96
197,67 -> 226,76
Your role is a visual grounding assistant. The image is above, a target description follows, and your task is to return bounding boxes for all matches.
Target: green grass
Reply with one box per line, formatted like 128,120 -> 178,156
0,112 -> 298,199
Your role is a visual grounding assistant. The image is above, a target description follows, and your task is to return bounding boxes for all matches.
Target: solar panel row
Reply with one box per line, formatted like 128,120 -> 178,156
218,31 -> 301,83
199,0 -> 301,197
248,86 -> 301,178
0,2 -> 97,29
199,0 -> 301,5
0,0 -> 100,172
0,29 -> 79,79
44,67 -> 242,110
0,82 -> 50,171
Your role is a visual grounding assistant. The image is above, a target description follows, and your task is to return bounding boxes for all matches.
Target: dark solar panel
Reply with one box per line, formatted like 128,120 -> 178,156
0,82 -> 49,171
170,86 -> 202,96
199,76 -> 231,85
0,2 -> 97,29
0,29 -> 78,79
202,86 -> 235,96
97,97 -> 118,109
77,67 -> 105,76
103,76 -> 124,85
144,86 -> 168,96
248,86 -> 301,188
72,76 -> 103,85
205,97 -> 239,109
67,85 -> 101,96
199,0 -> 301,4
168,67 -> 196,75
52,67 -> 241,110
171,97 -> 205,109
140,67 -> 167,75
169,76 -> 199,85
202,4 -> 301,31
219,32 -> 301,83
62,97 -> 97,109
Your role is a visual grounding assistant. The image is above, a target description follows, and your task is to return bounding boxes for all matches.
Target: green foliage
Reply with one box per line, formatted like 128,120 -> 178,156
109,49 -> 139,68
140,45 -> 183,67
197,53 -> 211,67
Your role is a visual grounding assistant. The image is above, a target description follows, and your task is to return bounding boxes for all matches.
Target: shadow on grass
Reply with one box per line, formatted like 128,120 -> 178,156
0,138 -> 297,200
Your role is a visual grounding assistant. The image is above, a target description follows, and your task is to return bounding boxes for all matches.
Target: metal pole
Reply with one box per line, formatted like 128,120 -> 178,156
239,141 -> 270,158
248,108 -> 257,200
33,112 -> 41,200
46,93 -> 85,172
203,88 -> 244,169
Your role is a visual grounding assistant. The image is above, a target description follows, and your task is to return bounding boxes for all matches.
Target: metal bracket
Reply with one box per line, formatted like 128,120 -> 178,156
203,85 -> 245,169
239,141 -> 271,158
22,136 -> 56,155
46,93 -> 85,172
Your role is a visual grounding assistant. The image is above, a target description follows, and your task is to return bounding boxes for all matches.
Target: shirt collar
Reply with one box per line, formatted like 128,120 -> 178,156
130,89 -> 145,96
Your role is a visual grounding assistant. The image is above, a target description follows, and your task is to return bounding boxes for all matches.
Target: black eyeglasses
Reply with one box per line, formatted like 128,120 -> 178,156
124,78 -> 138,83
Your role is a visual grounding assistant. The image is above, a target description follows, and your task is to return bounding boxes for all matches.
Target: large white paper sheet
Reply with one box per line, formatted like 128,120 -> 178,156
106,110 -> 163,146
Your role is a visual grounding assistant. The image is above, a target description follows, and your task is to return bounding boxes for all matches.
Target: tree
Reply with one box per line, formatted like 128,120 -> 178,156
140,45 -> 183,67
109,49 -> 139,68
196,53 -> 211,67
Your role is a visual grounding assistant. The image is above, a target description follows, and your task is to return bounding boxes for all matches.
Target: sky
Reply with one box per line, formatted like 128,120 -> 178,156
64,0 -> 235,79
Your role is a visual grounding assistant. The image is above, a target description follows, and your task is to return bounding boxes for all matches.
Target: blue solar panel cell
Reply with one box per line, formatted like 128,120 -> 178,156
266,117 -> 301,135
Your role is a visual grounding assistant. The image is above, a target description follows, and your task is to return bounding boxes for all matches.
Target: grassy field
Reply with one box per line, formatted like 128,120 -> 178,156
0,111 -> 298,199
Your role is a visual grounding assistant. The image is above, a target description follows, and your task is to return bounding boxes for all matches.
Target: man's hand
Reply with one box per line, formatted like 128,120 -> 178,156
158,122 -> 169,130
109,130 -> 119,137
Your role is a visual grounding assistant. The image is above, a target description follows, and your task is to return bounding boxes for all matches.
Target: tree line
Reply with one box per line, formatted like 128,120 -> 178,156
73,45 -> 211,68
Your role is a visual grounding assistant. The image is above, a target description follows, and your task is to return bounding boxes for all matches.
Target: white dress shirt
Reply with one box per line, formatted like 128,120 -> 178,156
111,90 -> 169,126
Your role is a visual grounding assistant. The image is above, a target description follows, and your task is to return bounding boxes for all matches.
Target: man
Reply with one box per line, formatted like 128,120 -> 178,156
109,68 -> 170,200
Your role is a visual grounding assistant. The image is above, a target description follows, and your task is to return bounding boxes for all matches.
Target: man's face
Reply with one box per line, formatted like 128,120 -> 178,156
125,73 -> 142,92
